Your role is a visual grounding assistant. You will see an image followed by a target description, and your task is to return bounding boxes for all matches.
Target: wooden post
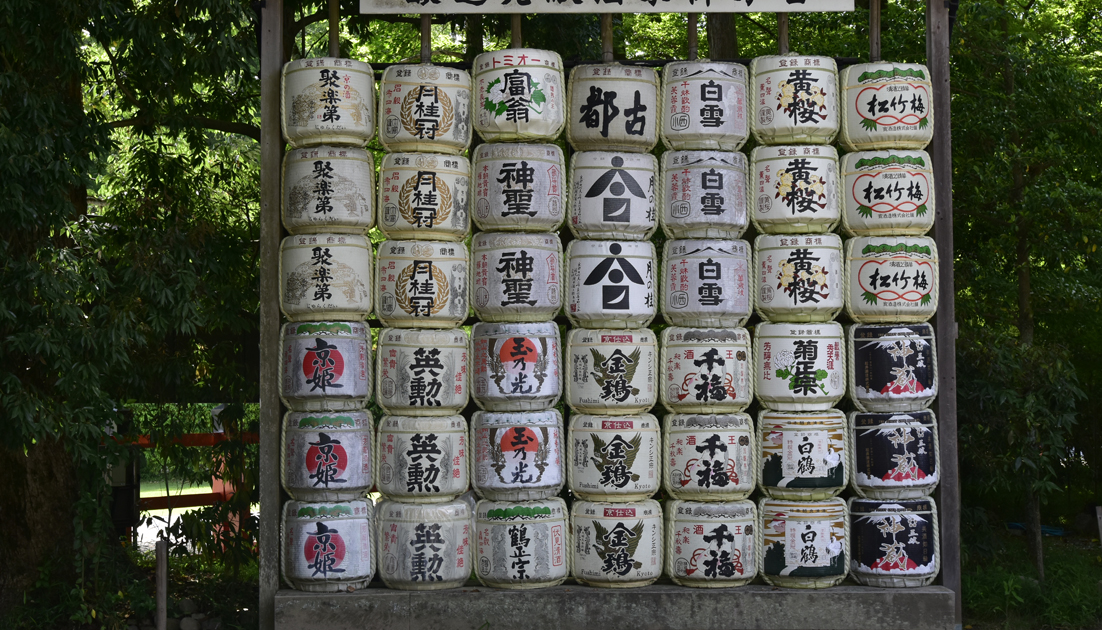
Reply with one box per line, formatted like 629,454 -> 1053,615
687,13 -> 699,60
511,14 -> 522,48
777,13 -> 789,54
601,14 -> 614,63
869,0 -> 882,62
421,14 -> 432,63
327,0 -> 340,57
156,540 -> 167,630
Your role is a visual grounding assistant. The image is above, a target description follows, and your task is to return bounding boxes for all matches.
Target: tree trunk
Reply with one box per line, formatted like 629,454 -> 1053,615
1026,489 -> 1044,582
465,15 -> 483,62
707,13 -> 738,59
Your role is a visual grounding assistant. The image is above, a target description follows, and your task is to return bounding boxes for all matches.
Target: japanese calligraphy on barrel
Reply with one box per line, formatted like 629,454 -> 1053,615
565,240 -> 656,329
473,49 -> 566,143
376,499 -> 472,590
472,322 -> 561,412
754,233 -> 843,323
567,64 -> 660,153
472,232 -> 561,322
760,498 -> 848,588
839,63 -> 934,152
280,234 -> 373,321
378,64 -> 471,155
850,497 -> 939,587
568,151 -> 658,240
661,239 -> 751,327
749,145 -> 840,234
475,498 -> 570,589
568,413 -> 660,502
376,240 -> 469,328
473,143 -> 565,232
565,328 -> 657,415
471,410 -> 564,502
282,57 -> 375,148
851,410 -> 939,499
282,145 -> 375,235
841,150 -> 935,237
663,413 -> 756,501
665,500 -> 757,587
375,328 -> 469,416
282,500 -> 374,591
844,236 -> 939,323
282,410 -> 373,501
377,153 -> 470,241
571,499 -> 663,588
753,322 -> 845,411
660,61 -> 749,152
375,415 -> 469,502
661,327 -> 752,414
749,55 -> 838,146
759,409 -> 847,500
660,150 -> 748,240
848,323 -> 937,412
280,321 -> 371,412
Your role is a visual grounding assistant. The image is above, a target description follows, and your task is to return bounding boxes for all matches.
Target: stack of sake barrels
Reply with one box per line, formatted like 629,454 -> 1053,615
278,56 -> 380,592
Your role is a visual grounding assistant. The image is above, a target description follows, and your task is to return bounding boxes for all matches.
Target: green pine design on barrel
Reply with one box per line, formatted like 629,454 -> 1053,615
297,415 -> 357,429
860,242 -> 934,257
293,322 -> 353,335
296,504 -> 354,518
862,290 -> 879,305
487,505 -> 553,519
854,155 -> 927,170
857,67 -> 927,83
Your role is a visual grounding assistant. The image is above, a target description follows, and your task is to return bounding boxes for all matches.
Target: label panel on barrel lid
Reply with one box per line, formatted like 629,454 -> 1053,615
473,143 -> 565,232
281,322 -> 372,411
760,499 -> 848,586
566,240 -> 656,329
567,65 -> 659,153
377,500 -> 472,590
662,239 -> 751,327
666,500 -> 756,585
845,236 -> 939,323
661,61 -> 749,152
472,322 -> 561,412
472,232 -> 561,322
283,411 -> 373,501
849,323 -> 937,412
754,233 -> 843,323
750,145 -> 841,235
475,498 -> 569,587
841,151 -> 935,237
378,153 -> 470,241
661,328 -> 752,414
569,152 -> 658,240
282,58 -> 375,148
749,55 -> 839,146
839,63 -> 934,153
660,150 -> 749,240
850,498 -> 938,586
571,500 -> 663,586
376,416 -> 469,502
378,65 -> 472,154
376,329 -> 469,415
280,234 -> 373,321
377,240 -> 469,328
471,410 -> 564,501
852,410 -> 939,498
473,49 -> 566,142
664,414 -> 755,501
566,329 -> 657,415
282,146 -> 375,235
569,414 -> 661,501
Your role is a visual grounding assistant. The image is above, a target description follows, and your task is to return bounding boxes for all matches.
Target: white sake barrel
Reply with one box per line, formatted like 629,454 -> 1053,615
845,236 -> 939,323
838,63 -> 934,152
661,61 -> 749,151
568,152 -> 658,241
375,328 -> 469,416
471,410 -> 565,501
282,58 -> 375,148
851,410 -> 939,499
471,322 -> 561,412
840,151 -> 935,237
281,500 -> 374,591
377,153 -> 470,241
666,500 -> 757,588
749,55 -> 838,146
661,239 -> 751,327
565,240 -> 656,329
475,498 -> 570,589
749,145 -> 841,234
375,415 -> 469,502
567,64 -> 659,153
849,323 -> 937,412
753,322 -> 845,411
663,413 -> 756,501
282,410 -> 373,501
660,150 -> 749,240
571,500 -> 663,588
280,321 -> 371,412
661,328 -> 752,414
850,497 -> 939,587
376,240 -> 469,328
282,146 -> 375,235
472,232 -> 561,322
473,49 -> 566,142
759,409 -> 847,500
568,414 -> 660,502
378,64 -> 471,154
376,499 -> 472,590
754,233 -> 843,323
760,498 -> 848,588
473,143 -> 566,232
565,328 -> 657,416
280,234 -> 373,321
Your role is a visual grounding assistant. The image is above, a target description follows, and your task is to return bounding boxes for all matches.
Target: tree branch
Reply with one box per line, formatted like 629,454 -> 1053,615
108,116 -> 260,142
738,14 -> 775,40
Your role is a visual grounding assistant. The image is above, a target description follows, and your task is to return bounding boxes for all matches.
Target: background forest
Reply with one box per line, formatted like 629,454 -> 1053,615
2,0 -> 1102,628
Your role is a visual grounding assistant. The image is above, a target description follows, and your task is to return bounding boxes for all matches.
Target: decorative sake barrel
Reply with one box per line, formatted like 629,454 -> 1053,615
472,232 -> 561,322
282,500 -> 374,592
838,63 -> 934,153
471,322 -> 561,412
565,240 -> 656,329
660,327 -> 752,414
375,415 -> 469,502
660,151 -> 749,240
841,150 -> 935,237
378,64 -> 471,154
475,498 -> 570,589
662,239 -> 751,328
568,414 -> 661,502
375,328 -> 469,416
282,146 -> 375,235
568,152 -> 658,241
282,57 -> 375,148
849,323 -> 937,412
851,410 -> 939,499
377,153 -> 470,241
471,410 -> 564,502
565,328 -> 657,416
282,410 -> 373,501
661,61 -> 749,151
749,145 -> 841,234
753,322 -> 845,411
754,233 -> 844,323
473,49 -> 566,143
663,413 -> 756,501
376,499 -> 472,590
845,236 -> 939,323
666,500 -> 757,588
567,64 -> 660,153
376,240 -> 469,328
749,55 -> 839,146
280,234 -> 373,321
850,497 -> 939,587
759,409 -> 847,500
473,143 -> 566,232
571,500 -> 663,588
280,321 -> 371,412
760,498 -> 848,588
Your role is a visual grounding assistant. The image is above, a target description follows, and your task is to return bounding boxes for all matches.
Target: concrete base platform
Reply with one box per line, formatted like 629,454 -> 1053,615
275,582 -> 955,630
